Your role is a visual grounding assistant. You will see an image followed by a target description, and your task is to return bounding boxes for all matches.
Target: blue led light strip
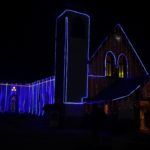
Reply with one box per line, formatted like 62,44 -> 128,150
0,83 -> 29,87
28,85 -> 31,113
65,17 -> 69,103
118,24 -> 149,75
41,80 -> 44,116
31,79 -> 55,86
0,78 -> 55,87
57,9 -> 90,19
38,81 -> 40,116
88,75 -> 105,78
63,17 -> 69,103
0,86 -> 2,112
81,14 -> 90,102
4,84 -> 8,112
112,85 -> 141,101
90,36 -> 108,61
31,85 -> 34,114
63,102 -> 85,105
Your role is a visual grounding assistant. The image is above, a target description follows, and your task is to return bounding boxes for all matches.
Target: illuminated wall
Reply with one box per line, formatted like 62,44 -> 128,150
0,77 -> 55,115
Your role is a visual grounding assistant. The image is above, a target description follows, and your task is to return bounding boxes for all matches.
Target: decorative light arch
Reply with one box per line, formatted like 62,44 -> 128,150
117,53 -> 128,78
105,51 -> 117,76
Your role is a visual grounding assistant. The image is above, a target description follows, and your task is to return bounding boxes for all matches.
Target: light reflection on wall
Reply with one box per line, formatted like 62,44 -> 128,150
0,76 -> 55,115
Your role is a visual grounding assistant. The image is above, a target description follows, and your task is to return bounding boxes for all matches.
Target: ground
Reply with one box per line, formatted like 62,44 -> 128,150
0,113 -> 150,149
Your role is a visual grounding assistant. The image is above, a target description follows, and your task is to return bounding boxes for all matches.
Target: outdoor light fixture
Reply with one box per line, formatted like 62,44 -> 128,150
115,34 -> 121,41
11,86 -> 17,92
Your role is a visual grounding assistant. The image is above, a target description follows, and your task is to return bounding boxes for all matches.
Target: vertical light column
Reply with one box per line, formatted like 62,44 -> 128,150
4,84 -> 8,112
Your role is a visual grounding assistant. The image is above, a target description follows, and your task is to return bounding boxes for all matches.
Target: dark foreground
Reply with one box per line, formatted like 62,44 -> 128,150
0,113 -> 150,149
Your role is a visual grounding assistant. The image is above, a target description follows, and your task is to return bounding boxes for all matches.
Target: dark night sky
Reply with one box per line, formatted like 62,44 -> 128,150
0,0 -> 150,83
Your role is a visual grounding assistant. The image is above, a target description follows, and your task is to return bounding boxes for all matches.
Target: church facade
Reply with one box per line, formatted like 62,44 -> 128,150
54,9 -> 150,131
86,23 -> 150,132
0,9 -> 150,131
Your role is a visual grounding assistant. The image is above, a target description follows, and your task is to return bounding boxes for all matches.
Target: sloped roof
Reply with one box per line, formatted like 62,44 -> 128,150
86,78 -> 145,102
89,24 -> 149,76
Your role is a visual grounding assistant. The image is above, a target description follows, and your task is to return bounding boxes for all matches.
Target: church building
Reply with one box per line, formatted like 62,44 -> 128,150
0,9 -> 150,132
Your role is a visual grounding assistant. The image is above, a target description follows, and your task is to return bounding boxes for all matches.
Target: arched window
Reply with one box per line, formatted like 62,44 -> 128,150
105,51 -> 116,77
118,54 -> 128,78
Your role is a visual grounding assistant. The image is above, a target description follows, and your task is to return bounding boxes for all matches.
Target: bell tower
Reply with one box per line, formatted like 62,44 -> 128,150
55,10 -> 90,104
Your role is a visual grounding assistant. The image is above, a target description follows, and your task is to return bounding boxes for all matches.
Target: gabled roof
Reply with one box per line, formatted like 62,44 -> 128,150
56,9 -> 90,19
89,23 -> 149,76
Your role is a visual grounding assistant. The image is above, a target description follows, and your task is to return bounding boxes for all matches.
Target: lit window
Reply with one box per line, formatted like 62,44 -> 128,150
106,54 -> 115,77
118,55 -> 127,78
119,63 -> 124,78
